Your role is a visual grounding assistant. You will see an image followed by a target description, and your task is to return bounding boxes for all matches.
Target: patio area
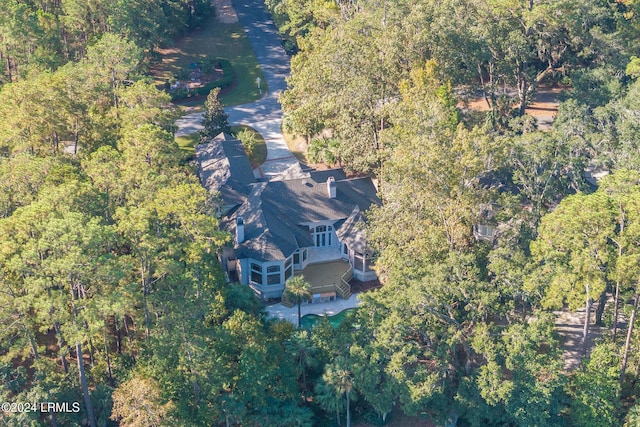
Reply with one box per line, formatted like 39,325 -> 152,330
307,246 -> 342,264
267,293 -> 361,324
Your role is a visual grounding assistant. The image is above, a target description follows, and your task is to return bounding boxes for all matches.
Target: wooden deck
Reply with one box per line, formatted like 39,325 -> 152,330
282,261 -> 353,307
298,260 -> 351,294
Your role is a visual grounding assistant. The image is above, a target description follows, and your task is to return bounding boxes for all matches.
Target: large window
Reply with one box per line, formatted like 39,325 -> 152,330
312,225 -> 333,247
285,257 -> 293,280
250,263 -> 262,284
267,265 -> 281,286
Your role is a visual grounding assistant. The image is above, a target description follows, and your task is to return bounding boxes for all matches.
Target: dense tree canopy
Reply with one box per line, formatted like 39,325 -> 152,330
2,0 -> 640,425
0,0 -> 212,85
270,0 -> 640,424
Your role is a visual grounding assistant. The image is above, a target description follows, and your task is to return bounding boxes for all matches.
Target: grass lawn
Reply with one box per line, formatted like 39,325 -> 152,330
151,15 -> 266,107
175,133 -> 200,154
231,125 -> 267,168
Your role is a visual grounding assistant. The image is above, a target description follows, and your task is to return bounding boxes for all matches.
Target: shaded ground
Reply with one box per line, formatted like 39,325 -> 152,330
283,131 -> 309,163
461,86 -> 562,130
353,405 -> 437,427
350,279 -> 382,294
554,306 -> 606,371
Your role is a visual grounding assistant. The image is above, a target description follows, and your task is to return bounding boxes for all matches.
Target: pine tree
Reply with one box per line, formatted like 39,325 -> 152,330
199,88 -> 230,142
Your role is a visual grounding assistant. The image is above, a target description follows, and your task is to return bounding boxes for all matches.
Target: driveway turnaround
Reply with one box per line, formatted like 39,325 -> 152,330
175,0 -> 302,179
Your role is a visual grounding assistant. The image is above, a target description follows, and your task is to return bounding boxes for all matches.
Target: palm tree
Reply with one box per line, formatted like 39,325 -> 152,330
321,357 -> 355,427
285,330 -> 319,391
283,276 -> 312,327
315,380 -> 345,426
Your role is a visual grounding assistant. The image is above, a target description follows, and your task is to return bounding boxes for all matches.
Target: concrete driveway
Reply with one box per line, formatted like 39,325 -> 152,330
175,0 -> 301,179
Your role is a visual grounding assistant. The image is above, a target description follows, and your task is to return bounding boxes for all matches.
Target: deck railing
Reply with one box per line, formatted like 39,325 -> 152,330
310,283 -> 339,294
282,264 -> 353,307
336,267 -> 353,299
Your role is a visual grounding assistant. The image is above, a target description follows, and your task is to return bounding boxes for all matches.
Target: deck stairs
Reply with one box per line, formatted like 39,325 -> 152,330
337,267 -> 353,299
281,292 -> 295,308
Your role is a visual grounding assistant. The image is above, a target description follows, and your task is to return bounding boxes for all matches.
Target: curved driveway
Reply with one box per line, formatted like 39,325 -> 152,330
175,0 -> 301,179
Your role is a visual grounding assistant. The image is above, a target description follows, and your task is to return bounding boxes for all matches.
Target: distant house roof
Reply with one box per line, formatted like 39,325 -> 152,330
195,133 -> 255,206
223,169 -> 379,262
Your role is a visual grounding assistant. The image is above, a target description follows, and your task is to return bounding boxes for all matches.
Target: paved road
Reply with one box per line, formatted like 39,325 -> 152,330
175,0 -> 301,179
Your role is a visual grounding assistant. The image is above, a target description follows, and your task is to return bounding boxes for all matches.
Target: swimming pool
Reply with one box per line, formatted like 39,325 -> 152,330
300,308 -> 358,329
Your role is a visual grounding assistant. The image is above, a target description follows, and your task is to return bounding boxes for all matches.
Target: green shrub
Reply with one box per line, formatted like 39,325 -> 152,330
236,129 -> 257,156
170,87 -> 190,101
307,137 -> 340,164
307,138 -> 323,163
175,68 -> 191,80
170,57 -> 235,101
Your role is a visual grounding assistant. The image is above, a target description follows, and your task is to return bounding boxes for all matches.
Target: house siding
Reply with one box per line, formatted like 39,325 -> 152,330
238,258 -> 249,285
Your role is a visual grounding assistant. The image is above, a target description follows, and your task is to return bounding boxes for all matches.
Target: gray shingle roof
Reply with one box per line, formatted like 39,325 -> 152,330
260,170 -> 379,225
225,169 -> 379,262
195,133 -> 255,206
335,208 -> 368,253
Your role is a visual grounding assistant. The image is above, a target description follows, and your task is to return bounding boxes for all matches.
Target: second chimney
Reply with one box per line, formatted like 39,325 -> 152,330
327,176 -> 336,199
236,216 -> 245,243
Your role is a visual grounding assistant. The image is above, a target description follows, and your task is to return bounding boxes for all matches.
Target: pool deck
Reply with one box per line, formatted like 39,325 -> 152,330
266,293 -> 361,325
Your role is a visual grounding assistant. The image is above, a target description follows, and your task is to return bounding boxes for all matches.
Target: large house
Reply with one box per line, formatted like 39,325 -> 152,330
197,133 -> 380,301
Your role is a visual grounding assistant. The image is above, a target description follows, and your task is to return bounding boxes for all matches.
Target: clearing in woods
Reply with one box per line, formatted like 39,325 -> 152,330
149,2 -> 265,106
